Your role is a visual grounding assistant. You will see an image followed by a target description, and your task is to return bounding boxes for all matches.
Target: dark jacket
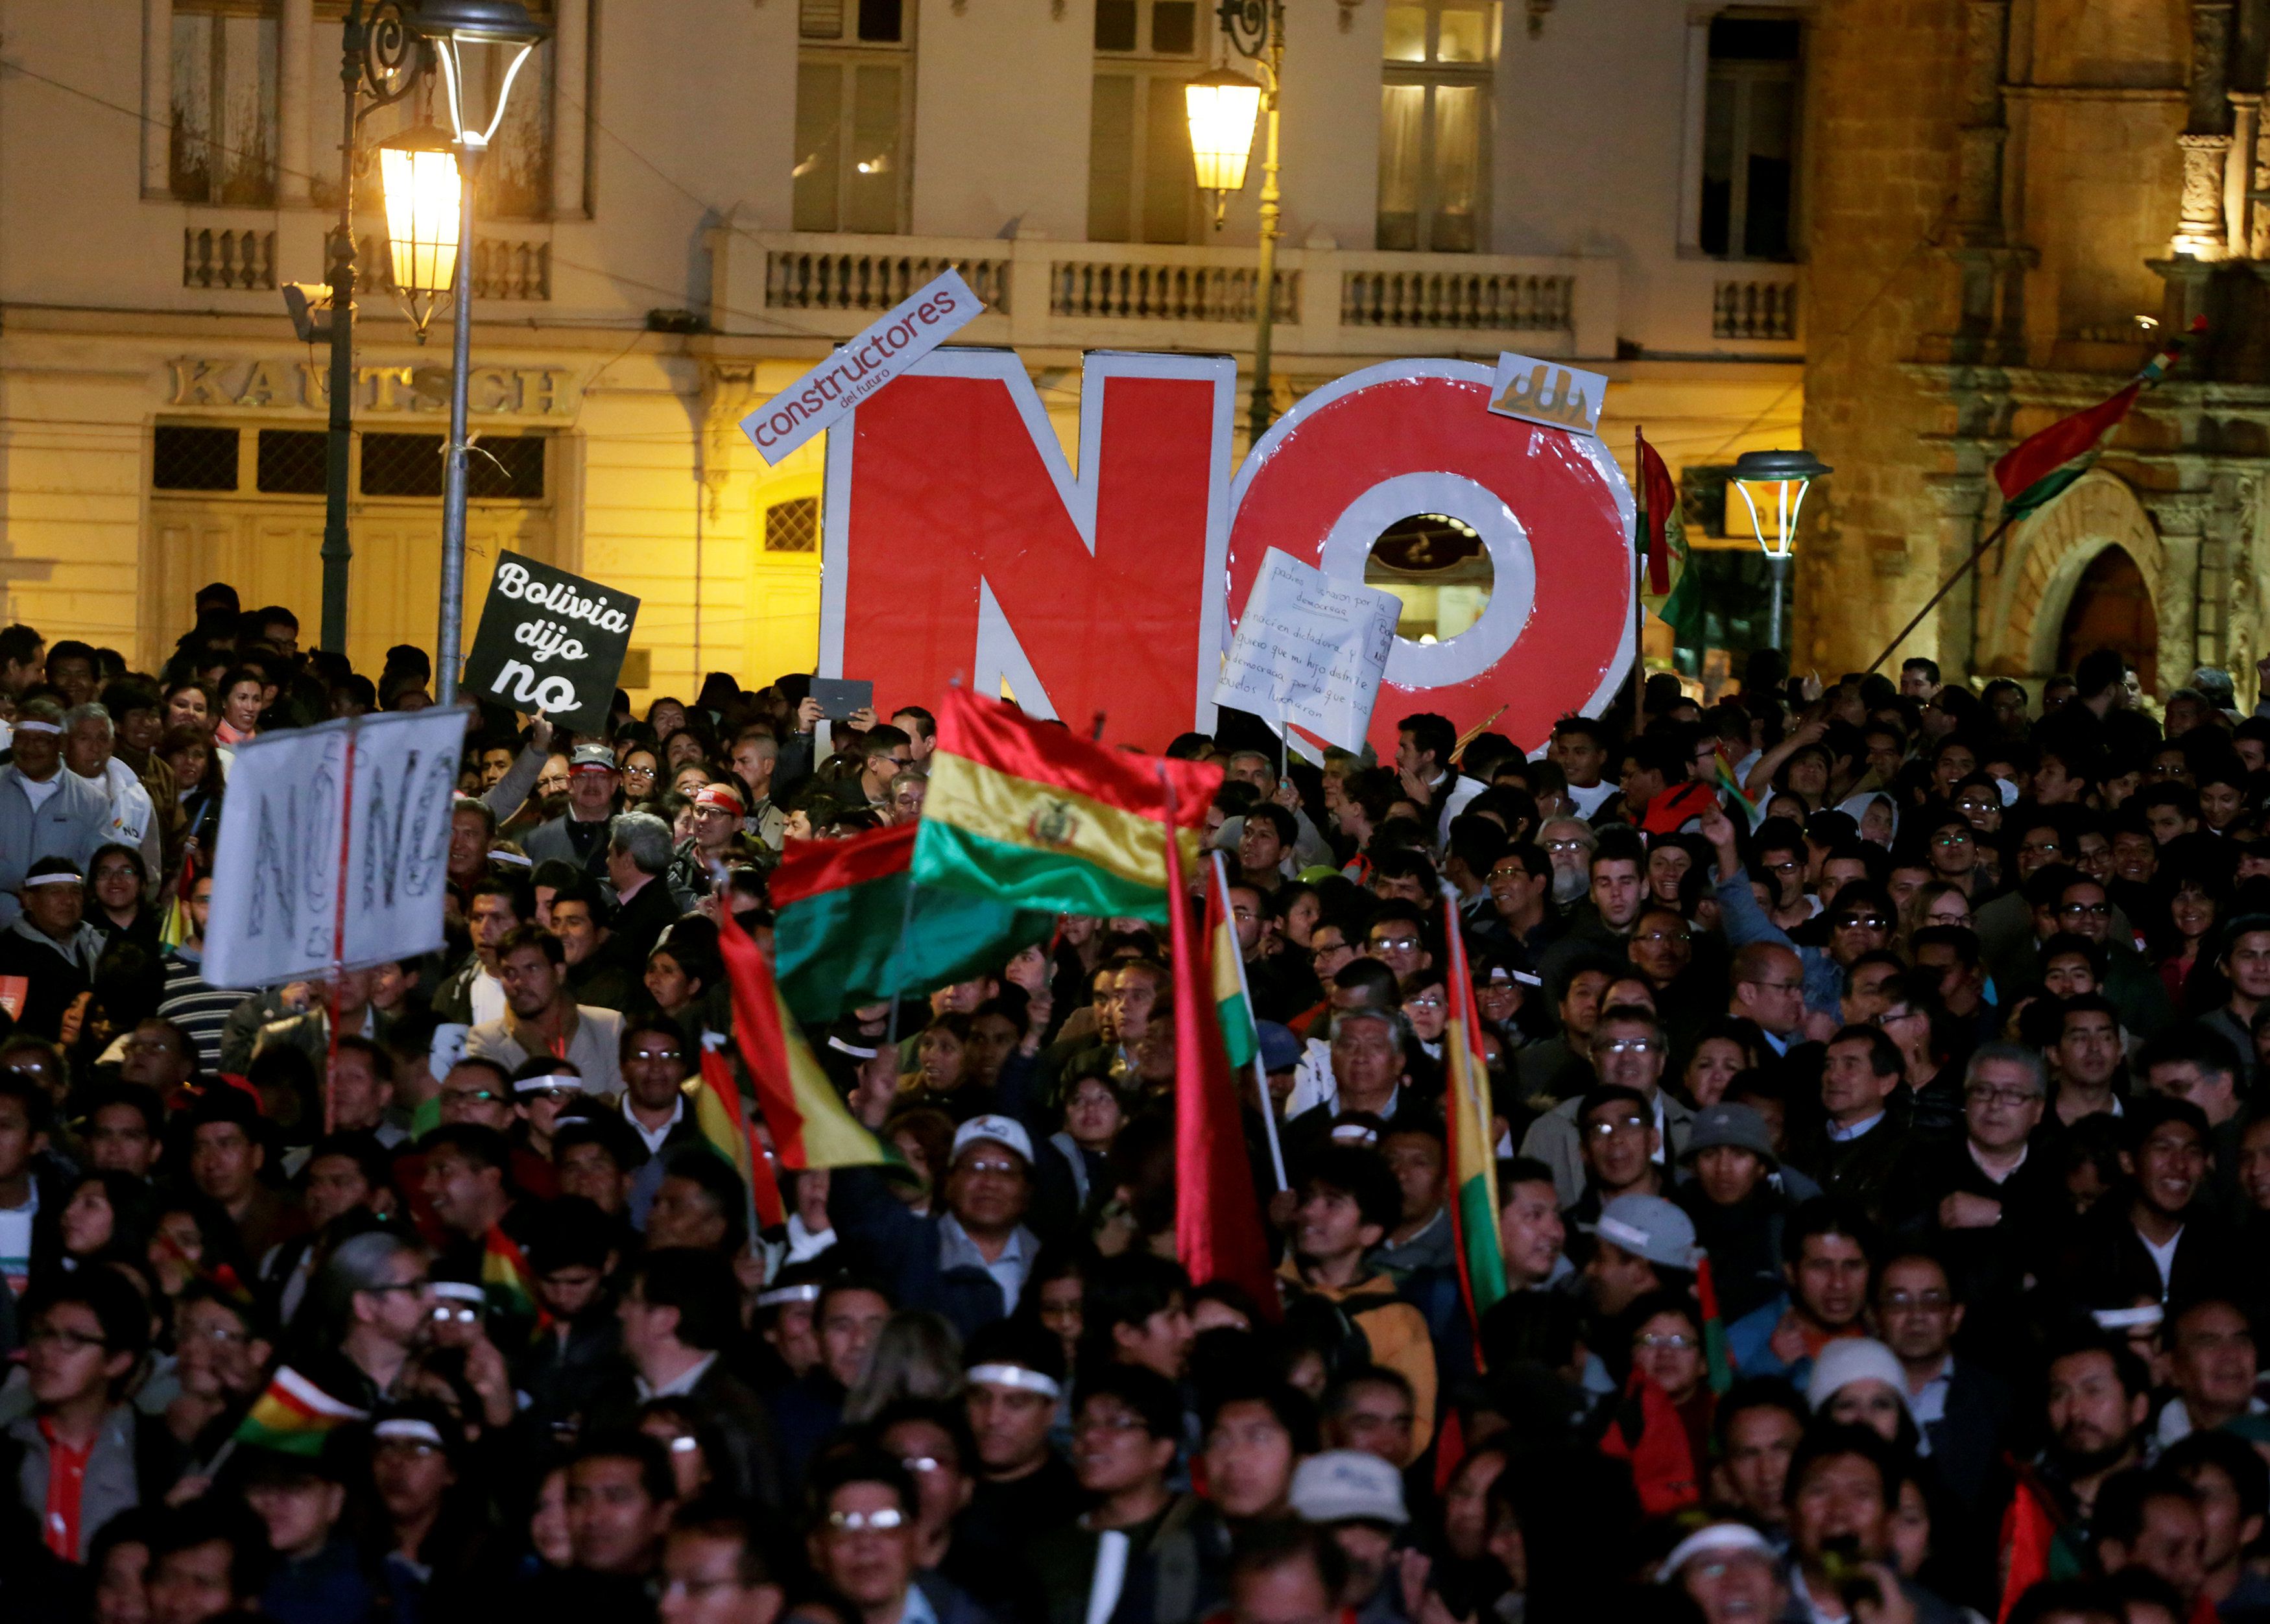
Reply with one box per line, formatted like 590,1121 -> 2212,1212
1031,1495 -> 1230,1624
0,918 -> 103,1040
1924,1359 -> 2012,1509
589,1357 -> 785,1509
829,1165 -> 1036,1341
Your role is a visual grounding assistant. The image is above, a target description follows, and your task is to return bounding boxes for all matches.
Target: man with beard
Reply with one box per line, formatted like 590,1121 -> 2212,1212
1535,817 -> 1597,910
2010,1333 -> 2153,1556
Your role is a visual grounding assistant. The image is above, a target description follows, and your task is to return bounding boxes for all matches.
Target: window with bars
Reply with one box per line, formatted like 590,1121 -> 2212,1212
794,0 -> 914,233
765,497 -> 820,553
360,434 -> 546,500
1701,18 -> 1800,261
153,425 -> 242,492
256,430 -> 329,496
1088,2 -> 1205,245
171,3 -> 279,206
1378,1 -> 1494,253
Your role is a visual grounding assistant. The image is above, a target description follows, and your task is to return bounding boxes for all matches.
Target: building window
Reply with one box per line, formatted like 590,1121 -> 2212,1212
1378,2 -> 1494,253
1088,2 -> 1204,244
765,497 -> 820,553
794,0 -> 914,233
471,36 -> 556,220
256,430 -> 329,496
1700,16 -> 1800,261
361,434 -> 546,500
171,3 -> 278,206
153,426 -> 242,492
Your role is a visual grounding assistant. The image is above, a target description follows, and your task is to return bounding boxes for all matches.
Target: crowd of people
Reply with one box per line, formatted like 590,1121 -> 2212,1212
2,579 -> 2268,1624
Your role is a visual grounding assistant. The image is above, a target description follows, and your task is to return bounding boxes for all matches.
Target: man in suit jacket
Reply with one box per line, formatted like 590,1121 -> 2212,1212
1875,1250 -> 2010,1507
598,1248 -> 783,1509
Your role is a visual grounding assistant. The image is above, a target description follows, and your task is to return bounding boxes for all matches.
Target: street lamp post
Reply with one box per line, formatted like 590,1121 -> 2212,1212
1728,448 -> 1832,651
310,3 -> 427,656
1189,0 -> 1285,449
397,0 -> 549,705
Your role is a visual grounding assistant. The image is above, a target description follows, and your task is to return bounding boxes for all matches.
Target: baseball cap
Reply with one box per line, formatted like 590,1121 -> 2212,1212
694,782 -> 745,815
1655,1522 -> 1773,1584
1678,1103 -> 1779,1169
569,744 -> 616,773
1289,1450 -> 1408,1527
1590,1193 -> 1701,1271
1256,1020 -> 1305,1073
951,1114 -> 1034,1165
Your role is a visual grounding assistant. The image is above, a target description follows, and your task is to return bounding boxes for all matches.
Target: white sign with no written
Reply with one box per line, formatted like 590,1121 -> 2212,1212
203,708 -> 466,988
1213,549 -> 1402,754
740,269 -> 986,465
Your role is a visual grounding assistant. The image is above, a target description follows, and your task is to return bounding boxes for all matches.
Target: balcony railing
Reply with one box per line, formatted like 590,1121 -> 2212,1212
714,231 -> 1619,359
345,233 -> 553,302
183,228 -> 276,291
1712,276 -> 1799,342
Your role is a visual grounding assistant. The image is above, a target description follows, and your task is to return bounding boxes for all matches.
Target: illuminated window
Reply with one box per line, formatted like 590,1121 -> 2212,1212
1378,3 -> 1494,252
1088,3 -> 1205,244
795,0 -> 915,233
170,3 -> 278,205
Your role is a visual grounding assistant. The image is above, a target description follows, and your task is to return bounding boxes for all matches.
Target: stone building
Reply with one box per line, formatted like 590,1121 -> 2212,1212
1799,0 -> 2269,704
0,1 -> 1805,702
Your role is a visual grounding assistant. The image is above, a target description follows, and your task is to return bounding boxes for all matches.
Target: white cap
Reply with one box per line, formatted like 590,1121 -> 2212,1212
1655,1522 -> 1774,1584
431,1281 -> 486,1306
1806,1337 -> 1913,1417
952,1114 -> 1033,1165
1288,1450 -> 1407,1527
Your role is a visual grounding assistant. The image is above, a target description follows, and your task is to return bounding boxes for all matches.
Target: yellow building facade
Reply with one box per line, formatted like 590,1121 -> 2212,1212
1,1 -> 1806,707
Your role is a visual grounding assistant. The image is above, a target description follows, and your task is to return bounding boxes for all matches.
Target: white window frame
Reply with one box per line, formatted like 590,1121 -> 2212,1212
794,0 -> 918,235
1377,1 -> 1498,255
1088,0 -> 1209,245
1679,5 -> 1809,261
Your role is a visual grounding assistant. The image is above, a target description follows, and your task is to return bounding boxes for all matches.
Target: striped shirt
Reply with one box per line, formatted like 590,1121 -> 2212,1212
158,949 -> 246,1072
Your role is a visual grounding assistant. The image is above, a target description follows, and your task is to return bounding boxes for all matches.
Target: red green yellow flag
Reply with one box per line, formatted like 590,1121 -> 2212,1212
232,1366 -> 368,1456
1440,894 -> 1507,1345
1164,776 -> 1277,1316
1992,317 -> 2201,519
695,1036 -> 787,1230
481,1224 -> 549,1332
717,903 -> 894,1171
1208,856 -> 1258,1071
913,687 -> 1223,923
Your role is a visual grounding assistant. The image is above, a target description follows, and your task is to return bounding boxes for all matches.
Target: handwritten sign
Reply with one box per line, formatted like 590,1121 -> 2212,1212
204,710 -> 465,988
1486,352 -> 1607,438
1214,549 -> 1402,754
741,269 -> 985,465
461,553 -> 639,734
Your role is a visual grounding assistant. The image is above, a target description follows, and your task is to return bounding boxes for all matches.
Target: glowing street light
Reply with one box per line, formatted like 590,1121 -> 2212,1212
1728,448 -> 1832,651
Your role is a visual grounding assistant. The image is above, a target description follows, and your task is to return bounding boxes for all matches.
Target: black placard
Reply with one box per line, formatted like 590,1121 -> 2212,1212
461,552 -> 639,734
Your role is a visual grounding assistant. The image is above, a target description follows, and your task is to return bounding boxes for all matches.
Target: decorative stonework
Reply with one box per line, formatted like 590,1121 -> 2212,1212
2177,134 -> 2233,257
1978,470 -> 2164,675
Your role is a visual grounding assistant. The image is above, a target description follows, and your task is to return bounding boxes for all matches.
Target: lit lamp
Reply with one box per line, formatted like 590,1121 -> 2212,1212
400,0 -> 550,706
1185,68 -> 1262,224
1728,448 -> 1832,651
376,123 -> 460,338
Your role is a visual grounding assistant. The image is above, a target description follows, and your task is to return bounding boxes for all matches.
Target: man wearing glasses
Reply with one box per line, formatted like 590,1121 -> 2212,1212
807,1448 -> 992,1624
2042,872 -> 2173,1037
1521,1005 -> 1693,1208
311,1229 -> 434,1409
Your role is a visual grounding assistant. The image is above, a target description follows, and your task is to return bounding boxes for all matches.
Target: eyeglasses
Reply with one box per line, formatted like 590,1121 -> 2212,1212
630,1047 -> 684,1062
180,1321 -> 251,1346
369,1276 -> 432,1296
442,1088 -> 502,1105
1636,1333 -> 1695,1351
1933,831 -> 1971,846
1595,1037 -> 1657,1055
1487,866 -> 1529,881
1741,979 -> 1804,995
1834,916 -> 1889,931
1636,931 -> 1691,945
1311,942 -> 1350,961
1544,839 -> 1590,854
1965,1085 -> 2040,1108
1586,1113 -> 1649,1136
902,1455 -> 944,1475
826,1507 -> 908,1533
1371,935 -> 1421,954
430,1305 -> 480,1326
1405,994 -> 1445,1011
2060,902 -> 2111,917
26,1326 -> 106,1354
1073,1413 -> 1149,1437
520,1086 -> 580,1105
1880,1290 -> 1952,1312
959,1158 -> 1022,1178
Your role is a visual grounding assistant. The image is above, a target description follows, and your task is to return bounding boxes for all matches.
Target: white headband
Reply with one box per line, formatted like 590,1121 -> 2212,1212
490,850 -> 531,868
1655,1523 -> 1773,1584
22,871 -> 81,887
431,1281 -> 486,1304
2094,1305 -> 2164,1331
758,1284 -> 822,1308
374,1418 -> 445,1446
966,1363 -> 1062,1400
828,1035 -> 879,1060
1596,1215 -> 1655,1254
1330,1123 -> 1379,1145
516,1073 -> 584,1094
12,721 -> 59,736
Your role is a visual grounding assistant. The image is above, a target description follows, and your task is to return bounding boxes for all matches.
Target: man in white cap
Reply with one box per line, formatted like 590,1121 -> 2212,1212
0,697 -> 109,931
1288,1449 -> 1408,1624
830,1112 -> 1042,1339
1655,1522 -> 1786,1624
1583,1192 -> 1702,1322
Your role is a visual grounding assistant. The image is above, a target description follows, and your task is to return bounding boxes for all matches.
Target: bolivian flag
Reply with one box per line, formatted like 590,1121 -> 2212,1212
1207,854 -> 1259,1071
717,903 -> 894,1170
693,1034 -> 787,1230
232,1367 -> 368,1456
914,688 -> 1223,924
1993,316 -> 2201,520
481,1224 -> 551,1333
1439,893 -> 1507,1345
774,822 -> 1055,1025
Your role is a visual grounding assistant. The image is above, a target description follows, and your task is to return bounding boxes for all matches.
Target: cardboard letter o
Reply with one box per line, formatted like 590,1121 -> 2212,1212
1225,361 -> 1634,760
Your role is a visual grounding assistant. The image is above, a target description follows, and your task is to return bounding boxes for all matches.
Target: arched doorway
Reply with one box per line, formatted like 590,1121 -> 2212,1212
2055,545 -> 2158,695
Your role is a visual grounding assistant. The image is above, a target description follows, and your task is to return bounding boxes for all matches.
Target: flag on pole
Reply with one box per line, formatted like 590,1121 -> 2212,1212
694,1034 -> 787,1230
1439,892 -> 1507,1348
232,1367 -> 368,1456
914,688 -> 1223,923
1162,774 -> 1277,1316
1696,1254 -> 1735,1395
1993,317 -> 2202,521
772,822 -> 1056,1025
717,903 -> 895,1171
1208,860 -> 1259,1071
1635,429 -> 1700,646
160,847 -> 197,951
481,1224 -> 550,1333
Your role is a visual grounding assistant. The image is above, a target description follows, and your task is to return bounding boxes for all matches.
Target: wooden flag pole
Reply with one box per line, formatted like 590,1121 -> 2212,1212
1861,511 -> 2018,677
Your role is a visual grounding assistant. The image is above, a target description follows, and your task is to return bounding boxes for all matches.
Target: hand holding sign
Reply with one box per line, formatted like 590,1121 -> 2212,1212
460,552 -> 640,735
